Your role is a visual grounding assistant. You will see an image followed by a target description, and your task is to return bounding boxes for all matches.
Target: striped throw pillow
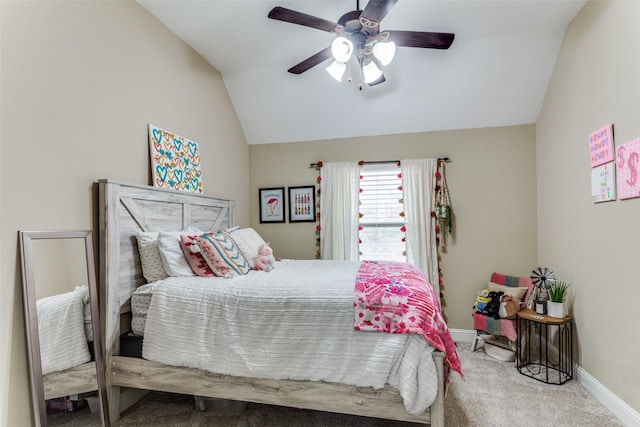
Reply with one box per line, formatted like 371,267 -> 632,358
195,231 -> 250,278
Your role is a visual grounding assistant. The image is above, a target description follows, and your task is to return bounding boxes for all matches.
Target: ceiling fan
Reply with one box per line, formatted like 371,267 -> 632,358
268,0 -> 455,87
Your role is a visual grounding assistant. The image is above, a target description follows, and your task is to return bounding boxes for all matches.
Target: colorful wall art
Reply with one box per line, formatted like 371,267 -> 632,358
149,124 -> 203,193
288,186 -> 316,222
591,163 -> 616,203
588,124 -> 615,167
616,138 -> 640,200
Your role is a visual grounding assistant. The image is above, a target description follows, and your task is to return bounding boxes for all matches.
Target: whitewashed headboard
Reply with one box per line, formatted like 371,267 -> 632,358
98,180 -> 234,355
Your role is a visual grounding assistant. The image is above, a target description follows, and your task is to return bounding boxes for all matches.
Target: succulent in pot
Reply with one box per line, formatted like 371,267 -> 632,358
547,280 -> 571,303
546,280 -> 571,318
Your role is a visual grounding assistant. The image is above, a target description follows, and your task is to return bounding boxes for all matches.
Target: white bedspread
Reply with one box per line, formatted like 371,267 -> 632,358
37,287 -> 91,375
142,259 -> 438,414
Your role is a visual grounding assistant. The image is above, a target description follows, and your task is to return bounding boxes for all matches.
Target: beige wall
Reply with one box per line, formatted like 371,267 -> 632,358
0,1 -> 249,425
249,125 -> 538,331
537,0 -> 639,413
3,0 -> 636,424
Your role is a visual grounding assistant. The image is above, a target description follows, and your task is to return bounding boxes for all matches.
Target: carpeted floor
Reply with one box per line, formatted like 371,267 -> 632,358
443,342 -> 622,427
49,342 -> 624,426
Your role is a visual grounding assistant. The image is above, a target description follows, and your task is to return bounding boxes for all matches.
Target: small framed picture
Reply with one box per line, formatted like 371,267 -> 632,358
288,186 -> 316,223
259,187 -> 285,223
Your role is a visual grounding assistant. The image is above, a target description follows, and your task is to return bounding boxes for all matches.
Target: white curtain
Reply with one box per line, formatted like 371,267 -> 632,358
401,159 -> 439,294
320,162 -> 360,260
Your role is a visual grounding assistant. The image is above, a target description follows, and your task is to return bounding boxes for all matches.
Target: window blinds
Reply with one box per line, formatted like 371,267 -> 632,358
359,163 -> 406,262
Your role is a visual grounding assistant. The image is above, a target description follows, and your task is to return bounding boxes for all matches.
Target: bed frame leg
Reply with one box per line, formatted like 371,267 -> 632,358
431,352 -> 445,427
107,384 -> 121,423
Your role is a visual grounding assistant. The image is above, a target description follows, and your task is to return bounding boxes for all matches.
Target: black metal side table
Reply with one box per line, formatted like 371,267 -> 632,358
516,309 -> 573,385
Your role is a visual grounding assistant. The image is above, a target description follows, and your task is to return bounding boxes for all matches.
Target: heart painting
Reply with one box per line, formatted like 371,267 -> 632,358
148,124 -> 203,194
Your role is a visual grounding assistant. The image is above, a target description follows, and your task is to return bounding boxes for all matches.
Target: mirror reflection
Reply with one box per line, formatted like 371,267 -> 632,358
20,231 -> 109,427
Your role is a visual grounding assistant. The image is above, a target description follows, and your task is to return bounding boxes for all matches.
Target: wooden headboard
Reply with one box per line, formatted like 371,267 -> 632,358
98,180 -> 234,357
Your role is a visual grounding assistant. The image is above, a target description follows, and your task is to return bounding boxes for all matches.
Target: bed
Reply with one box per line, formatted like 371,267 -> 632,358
37,285 -> 98,399
38,288 -> 98,401
98,179 -> 458,425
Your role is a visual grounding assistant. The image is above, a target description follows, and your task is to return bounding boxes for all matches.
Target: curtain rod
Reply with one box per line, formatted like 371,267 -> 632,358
308,157 -> 451,168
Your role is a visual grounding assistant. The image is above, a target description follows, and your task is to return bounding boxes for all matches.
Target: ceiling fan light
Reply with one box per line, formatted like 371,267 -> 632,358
325,60 -> 346,82
331,36 -> 353,63
362,60 -> 383,84
372,41 -> 396,66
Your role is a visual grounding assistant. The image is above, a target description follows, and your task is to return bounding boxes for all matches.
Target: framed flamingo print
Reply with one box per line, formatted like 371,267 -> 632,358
149,124 -> 203,193
259,187 -> 285,223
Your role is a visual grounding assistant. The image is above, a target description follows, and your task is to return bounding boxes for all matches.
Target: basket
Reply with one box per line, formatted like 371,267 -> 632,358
484,340 -> 516,362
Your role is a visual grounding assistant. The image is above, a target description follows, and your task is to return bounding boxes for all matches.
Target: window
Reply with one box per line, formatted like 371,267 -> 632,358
359,163 -> 406,262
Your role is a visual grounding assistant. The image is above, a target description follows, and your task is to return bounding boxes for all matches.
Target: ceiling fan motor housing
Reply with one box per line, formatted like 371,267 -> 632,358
336,10 -> 381,63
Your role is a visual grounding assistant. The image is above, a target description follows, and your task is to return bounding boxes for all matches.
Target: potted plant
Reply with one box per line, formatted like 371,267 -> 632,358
546,280 -> 570,318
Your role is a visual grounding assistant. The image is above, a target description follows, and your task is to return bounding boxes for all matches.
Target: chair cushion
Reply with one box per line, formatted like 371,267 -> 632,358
490,272 -> 534,306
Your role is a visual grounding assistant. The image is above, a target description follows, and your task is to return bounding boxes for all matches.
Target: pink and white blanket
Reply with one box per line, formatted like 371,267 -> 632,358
354,261 -> 463,375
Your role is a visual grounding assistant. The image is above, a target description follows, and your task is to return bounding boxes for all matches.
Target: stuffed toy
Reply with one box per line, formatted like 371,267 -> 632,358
498,295 -> 522,319
254,243 -> 275,272
473,289 -> 491,314
484,291 -> 504,319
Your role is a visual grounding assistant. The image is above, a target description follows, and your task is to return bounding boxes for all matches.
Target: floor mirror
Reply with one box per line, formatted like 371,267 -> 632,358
19,230 -> 109,427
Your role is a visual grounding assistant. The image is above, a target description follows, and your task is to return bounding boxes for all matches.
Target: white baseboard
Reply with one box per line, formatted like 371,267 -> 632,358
575,365 -> 640,427
452,328 -> 640,426
449,328 -> 477,343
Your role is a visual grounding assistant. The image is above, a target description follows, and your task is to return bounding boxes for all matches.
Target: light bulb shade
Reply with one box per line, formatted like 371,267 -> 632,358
372,41 -> 396,66
362,60 -> 383,83
325,60 -> 346,82
331,37 -> 354,63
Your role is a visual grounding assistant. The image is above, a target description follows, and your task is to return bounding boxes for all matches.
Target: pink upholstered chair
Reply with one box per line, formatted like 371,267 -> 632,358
471,272 -> 534,352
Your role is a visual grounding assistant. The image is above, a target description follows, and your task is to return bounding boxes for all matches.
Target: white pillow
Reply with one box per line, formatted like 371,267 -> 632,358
137,227 -> 203,282
136,232 -> 168,283
487,282 -> 528,301
227,227 -> 266,268
157,231 -> 196,277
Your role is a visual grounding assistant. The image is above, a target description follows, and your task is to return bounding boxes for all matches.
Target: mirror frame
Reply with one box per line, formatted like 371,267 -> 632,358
19,230 -> 110,427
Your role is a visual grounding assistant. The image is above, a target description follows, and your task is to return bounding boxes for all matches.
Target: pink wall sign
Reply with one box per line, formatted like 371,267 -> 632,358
588,124 -> 615,167
616,138 -> 640,200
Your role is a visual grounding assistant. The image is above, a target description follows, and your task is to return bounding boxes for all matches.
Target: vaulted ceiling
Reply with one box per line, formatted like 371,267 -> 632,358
138,0 -> 587,145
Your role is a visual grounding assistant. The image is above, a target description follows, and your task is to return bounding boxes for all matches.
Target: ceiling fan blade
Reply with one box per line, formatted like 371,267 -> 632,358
367,73 -> 386,87
268,7 -> 339,33
360,0 -> 398,23
388,30 -> 455,49
287,47 -> 333,74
